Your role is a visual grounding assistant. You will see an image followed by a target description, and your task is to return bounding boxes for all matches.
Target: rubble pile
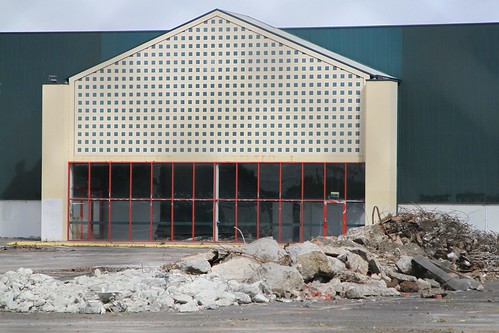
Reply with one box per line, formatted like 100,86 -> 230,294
355,209 -> 498,276
0,210 -> 496,314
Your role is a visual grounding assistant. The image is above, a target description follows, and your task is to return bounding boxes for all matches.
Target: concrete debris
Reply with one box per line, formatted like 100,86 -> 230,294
249,262 -> 304,297
379,209 -> 498,275
0,209 -> 496,314
338,251 -> 369,275
327,257 -> 347,275
241,237 -> 286,262
209,257 -> 259,282
396,255 -> 413,275
175,256 -> 212,275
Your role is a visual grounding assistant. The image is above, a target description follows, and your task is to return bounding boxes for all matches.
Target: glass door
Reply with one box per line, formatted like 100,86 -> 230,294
326,201 -> 346,236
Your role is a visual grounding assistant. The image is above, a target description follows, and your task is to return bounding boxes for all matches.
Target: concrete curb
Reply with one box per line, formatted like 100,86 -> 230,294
6,241 -> 235,249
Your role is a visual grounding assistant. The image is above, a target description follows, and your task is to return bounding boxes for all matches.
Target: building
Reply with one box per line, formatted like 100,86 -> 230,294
1,9 -> 498,241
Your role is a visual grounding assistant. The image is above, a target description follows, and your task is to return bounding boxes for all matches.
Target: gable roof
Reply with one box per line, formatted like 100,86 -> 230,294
70,9 -> 396,82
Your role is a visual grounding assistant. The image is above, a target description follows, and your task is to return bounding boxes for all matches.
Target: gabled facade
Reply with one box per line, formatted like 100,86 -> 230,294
41,10 -> 398,242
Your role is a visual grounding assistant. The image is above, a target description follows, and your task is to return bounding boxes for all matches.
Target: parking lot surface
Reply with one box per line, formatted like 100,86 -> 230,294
0,240 -> 498,332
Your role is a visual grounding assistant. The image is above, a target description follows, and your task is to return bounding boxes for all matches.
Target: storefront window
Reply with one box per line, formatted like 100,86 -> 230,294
69,162 -> 365,242
281,163 -> 302,199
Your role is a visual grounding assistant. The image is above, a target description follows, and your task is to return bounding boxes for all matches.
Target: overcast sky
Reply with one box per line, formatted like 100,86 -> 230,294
1,0 -> 498,32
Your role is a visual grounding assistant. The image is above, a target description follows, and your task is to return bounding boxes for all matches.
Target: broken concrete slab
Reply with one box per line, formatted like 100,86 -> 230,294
313,244 -> 347,257
249,262 -> 304,297
285,241 -> 325,261
444,277 -> 483,291
242,237 -> 286,262
396,255 -> 413,275
176,257 -> 212,275
343,224 -> 387,248
340,282 -> 400,299
210,256 -> 259,282
335,271 -> 369,284
295,251 -> 335,282
327,257 -> 347,275
338,251 -> 369,275
387,269 -> 418,283
412,255 -> 482,291
416,278 -> 432,290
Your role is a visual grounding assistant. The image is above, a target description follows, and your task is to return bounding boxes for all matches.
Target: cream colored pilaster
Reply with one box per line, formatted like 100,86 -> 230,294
364,79 -> 398,224
41,84 -> 69,241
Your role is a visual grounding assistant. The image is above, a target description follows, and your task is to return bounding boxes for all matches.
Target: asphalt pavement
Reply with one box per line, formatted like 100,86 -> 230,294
0,239 -> 498,332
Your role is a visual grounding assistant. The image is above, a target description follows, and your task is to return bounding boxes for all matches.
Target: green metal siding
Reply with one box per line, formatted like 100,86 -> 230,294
0,31 -> 162,199
284,27 -> 402,77
399,24 -> 499,203
1,24 -> 498,203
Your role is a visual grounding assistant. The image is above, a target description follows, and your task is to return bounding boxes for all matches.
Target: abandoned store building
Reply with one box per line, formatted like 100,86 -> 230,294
42,10 -> 396,242
1,10 -> 497,241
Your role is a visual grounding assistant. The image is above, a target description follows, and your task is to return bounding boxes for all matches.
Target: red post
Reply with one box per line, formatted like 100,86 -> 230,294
234,163 -> 238,242
170,163 -> 174,241
191,163 -> 195,241
149,163 -> 153,241
256,163 -> 260,239
300,163 -> 304,242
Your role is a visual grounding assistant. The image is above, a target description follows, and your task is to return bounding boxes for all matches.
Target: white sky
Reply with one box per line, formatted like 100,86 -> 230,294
1,0 -> 498,32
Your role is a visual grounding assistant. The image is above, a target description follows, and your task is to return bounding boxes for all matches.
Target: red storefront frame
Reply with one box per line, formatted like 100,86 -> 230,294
67,162 -> 364,242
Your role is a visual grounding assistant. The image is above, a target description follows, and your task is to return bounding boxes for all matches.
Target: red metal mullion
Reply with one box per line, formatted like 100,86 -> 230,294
301,163 -> 305,242
343,163 -> 348,234
234,163 -> 238,242
128,163 -> 132,241
86,163 -> 92,241
256,163 -> 260,239
149,163 -> 153,241
323,163 -> 327,237
212,163 -> 216,242
278,162 -> 282,242
108,163 -> 112,241
191,163 -> 195,241
344,163 -> 348,201
170,163 -> 174,241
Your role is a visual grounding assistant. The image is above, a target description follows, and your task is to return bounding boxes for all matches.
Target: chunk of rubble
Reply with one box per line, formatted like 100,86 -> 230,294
176,257 -> 212,275
210,256 -> 259,282
340,282 -> 400,299
285,242 -> 334,282
248,262 -> 304,297
396,255 -> 414,275
327,257 -> 347,275
338,251 -> 369,275
343,224 -> 387,248
242,237 -> 286,262
412,255 -> 483,291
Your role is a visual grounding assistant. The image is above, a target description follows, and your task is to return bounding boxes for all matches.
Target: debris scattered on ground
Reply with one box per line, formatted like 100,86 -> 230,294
0,209 -> 496,314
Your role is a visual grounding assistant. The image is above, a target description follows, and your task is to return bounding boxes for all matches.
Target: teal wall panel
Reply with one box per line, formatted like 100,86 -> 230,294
398,24 -> 499,203
1,24 -> 498,203
284,27 -> 402,78
0,31 -> 162,199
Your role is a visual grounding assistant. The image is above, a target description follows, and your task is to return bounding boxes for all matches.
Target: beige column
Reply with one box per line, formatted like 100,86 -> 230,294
41,84 -> 69,241
364,79 -> 398,224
